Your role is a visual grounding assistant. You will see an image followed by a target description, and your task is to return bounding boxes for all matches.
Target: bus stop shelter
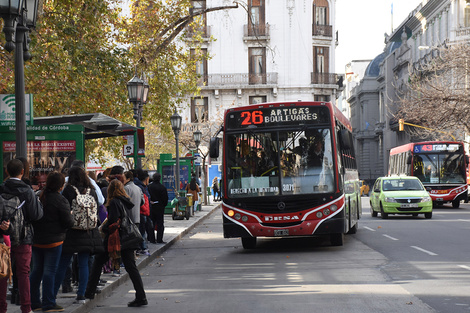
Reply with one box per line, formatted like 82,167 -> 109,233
0,113 -> 140,184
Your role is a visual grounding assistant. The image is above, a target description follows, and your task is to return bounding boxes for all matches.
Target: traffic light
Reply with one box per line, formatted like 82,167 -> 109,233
398,119 -> 404,131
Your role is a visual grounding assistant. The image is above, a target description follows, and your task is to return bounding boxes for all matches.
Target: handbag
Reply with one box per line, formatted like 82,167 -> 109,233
0,243 -> 11,282
119,207 -> 143,251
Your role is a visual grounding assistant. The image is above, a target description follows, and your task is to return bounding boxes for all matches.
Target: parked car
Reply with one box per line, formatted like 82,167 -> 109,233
360,180 -> 370,196
370,176 -> 433,219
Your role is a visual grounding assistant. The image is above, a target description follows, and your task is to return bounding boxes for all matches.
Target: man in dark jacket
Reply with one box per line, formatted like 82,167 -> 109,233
0,158 -> 43,313
147,173 -> 168,244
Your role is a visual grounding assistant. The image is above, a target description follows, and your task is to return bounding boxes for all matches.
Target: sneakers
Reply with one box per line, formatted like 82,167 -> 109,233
43,304 -> 64,312
138,249 -> 150,256
73,295 -> 86,304
112,269 -> 121,277
127,298 -> 148,307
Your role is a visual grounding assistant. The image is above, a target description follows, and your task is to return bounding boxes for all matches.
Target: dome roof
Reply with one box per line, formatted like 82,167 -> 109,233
364,41 -> 402,77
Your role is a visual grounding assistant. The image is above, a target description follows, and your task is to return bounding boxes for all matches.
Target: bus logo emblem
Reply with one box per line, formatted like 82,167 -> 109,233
278,202 -> 286,211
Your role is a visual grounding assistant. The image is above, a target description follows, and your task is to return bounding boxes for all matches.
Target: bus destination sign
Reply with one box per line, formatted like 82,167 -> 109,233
226,106 -> 330,129
414,143 -> 461,153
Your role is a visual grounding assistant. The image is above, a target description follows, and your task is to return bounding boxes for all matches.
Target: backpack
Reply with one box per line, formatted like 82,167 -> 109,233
1,193 -> 28,247
71,186 -> 98,230
0,243 -> 11,282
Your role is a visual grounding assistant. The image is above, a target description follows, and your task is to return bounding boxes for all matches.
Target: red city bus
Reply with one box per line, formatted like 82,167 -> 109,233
389,141 -> 469,208
209,101 -> 360,248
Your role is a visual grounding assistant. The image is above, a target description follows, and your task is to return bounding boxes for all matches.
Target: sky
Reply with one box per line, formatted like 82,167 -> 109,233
335,0 -> 423,71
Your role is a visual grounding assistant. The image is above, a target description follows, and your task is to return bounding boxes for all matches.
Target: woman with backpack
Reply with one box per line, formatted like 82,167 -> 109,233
53,166 -> 102,305
85,179 -> 147,307
30,171 -> 74,312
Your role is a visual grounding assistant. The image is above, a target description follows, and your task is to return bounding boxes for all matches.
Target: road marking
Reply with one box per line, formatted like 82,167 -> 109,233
363,226 -> 376,232
382,234 -> 399,241
458,219 -> 470,222
411,246 -> 438,256
458,265 -> 470,271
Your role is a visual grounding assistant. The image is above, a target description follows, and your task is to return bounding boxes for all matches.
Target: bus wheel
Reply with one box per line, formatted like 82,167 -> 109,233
452,200 -> 460,208
330,233 -> 344,246
241,237 -> 257,249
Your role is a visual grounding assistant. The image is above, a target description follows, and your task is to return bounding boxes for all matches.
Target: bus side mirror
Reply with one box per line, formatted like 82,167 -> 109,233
210,137 -> 220,159
406,155 -> 412,165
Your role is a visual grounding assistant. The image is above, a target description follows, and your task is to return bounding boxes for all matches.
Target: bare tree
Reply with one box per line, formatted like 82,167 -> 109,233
396,43 -> 470,140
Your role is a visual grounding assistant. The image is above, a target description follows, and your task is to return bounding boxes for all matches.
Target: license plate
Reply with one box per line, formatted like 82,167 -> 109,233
401,203 -> 418,208
437,198 -> 443,201
274,229 -> 289,236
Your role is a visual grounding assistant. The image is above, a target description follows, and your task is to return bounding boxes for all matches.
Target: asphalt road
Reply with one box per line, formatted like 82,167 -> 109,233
88,204 -> 438,313
356,197 -> 470,313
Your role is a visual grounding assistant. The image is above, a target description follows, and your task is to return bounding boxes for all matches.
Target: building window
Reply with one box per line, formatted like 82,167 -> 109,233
191,97 -> 208,123
249,47 -> 266,84
191,48 -> 208,85
465,7 -> 470,28
249,96 -> 266,104
248,0 -> 265,36
314,95 -> 330,102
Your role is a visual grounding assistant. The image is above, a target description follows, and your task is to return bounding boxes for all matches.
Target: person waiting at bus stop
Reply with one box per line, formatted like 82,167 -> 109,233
185,176 -> 200,213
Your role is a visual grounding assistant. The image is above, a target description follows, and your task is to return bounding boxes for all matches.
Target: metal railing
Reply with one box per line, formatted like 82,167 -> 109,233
311,72 -> 338,85
312,24 -> 332,37
243,24 -> 270,37
197,73 -> 278,87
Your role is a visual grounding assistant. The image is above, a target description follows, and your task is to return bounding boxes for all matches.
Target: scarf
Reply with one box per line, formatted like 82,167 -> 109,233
107,219 -> 121,270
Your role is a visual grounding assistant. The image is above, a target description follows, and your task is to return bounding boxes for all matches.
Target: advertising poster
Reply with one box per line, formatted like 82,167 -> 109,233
3,140 -> 77,191
161,164 -> 189,201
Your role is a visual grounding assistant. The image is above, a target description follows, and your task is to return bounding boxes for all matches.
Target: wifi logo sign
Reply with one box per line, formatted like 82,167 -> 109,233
2,95 -> 15,112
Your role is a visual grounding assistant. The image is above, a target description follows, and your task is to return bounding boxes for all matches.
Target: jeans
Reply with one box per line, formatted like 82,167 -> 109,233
30,245 -> 62,309
54,252 -> 90,297
139,215 -> 149,250
0,244 -> 32,313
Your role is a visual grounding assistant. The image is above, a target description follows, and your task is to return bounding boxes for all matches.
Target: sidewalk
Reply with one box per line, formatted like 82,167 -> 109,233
7,202 -> 220,313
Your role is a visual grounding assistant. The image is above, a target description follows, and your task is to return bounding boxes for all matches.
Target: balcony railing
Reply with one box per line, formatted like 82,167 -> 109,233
456,26 -> 470,37
197,73 -> 278,87
312,24 -> 332,37
185,25 -> 211,39
243,24 -> 270,38
311,72 -> 340,85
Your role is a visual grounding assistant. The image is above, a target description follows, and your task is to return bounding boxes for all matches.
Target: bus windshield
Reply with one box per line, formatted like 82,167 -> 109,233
413,153 -> 466,184
225,128 -> 335,198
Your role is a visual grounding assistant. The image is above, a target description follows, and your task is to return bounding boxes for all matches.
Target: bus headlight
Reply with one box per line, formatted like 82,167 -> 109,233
228,210 -> 235,217
234,213 -> 241,220
316,211 -> 323,218
323,208 -> 331,216
385,197 -> 397,203
241,215 -> 248,222
330,204 -> 338,212
420,197 -> 432,203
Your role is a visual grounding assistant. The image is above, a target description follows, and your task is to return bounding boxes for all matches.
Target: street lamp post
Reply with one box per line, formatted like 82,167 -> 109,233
127,72 -> 149,169
0,0 -> 39,159
170,109 -> 182,194
193,129 -> 202,208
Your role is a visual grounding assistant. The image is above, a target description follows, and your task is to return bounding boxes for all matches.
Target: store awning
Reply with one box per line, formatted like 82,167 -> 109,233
34,113 -> 138,140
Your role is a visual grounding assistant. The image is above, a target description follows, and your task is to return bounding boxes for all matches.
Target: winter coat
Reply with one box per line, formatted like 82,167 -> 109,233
32,191 -> 74,245
102,195 -> 140,250
0,178 -> 43,245
148,181 -> 168,213
61,184 -> 103,254
124,181 -> 143,224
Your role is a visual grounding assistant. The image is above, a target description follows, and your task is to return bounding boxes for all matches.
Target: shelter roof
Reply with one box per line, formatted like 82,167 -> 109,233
34,113 -> 138,140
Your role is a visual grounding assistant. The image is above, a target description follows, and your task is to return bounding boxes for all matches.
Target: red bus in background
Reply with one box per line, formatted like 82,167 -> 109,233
209,101 -> 360,249
389,141 -> 469,208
